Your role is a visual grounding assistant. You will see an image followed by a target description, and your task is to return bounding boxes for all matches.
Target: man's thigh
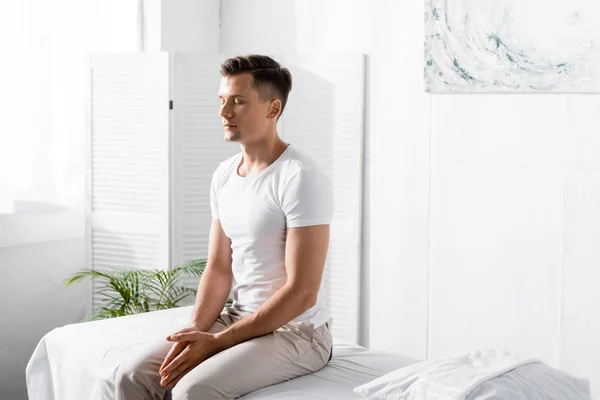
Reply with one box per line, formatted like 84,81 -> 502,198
170,322 -> 332,400
124,310 -> 232,373
114,309 -> 233,400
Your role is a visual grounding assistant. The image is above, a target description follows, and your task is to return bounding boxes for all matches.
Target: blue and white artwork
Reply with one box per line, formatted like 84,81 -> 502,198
425,0 -> 600,93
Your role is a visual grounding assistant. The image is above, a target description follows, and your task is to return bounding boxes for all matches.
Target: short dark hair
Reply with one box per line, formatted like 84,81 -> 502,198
220,55 -> 293,118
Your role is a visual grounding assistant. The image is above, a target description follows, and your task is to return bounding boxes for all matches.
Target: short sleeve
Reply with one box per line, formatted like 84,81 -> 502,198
281,169 -> 334,228
210,167 -> 220,219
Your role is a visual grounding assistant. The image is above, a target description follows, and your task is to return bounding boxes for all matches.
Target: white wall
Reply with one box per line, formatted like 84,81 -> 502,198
218,0 -> 600,397
0,240 -> 88,399
161,0 -> 220,52
0,1 -> 139,398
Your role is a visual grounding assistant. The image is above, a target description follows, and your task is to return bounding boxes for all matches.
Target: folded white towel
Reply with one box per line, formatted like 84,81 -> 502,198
408,349 -> 539,400
354,348 -> 540,400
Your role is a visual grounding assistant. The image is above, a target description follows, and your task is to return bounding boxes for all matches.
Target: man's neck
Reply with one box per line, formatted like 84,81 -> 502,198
238,135 -> 288,177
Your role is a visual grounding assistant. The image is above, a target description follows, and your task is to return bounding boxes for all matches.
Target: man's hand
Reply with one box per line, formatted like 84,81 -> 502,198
159,330 -> 226,388
158,324 -> 201,386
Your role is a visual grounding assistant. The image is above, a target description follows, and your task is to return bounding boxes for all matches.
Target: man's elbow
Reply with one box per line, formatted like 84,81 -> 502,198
286,284 -> 316,309
300,289 -> 319,311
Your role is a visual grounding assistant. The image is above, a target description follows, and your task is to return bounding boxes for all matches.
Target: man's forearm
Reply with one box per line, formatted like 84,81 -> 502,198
190,268 -> 232,331
214,283 -> 314,350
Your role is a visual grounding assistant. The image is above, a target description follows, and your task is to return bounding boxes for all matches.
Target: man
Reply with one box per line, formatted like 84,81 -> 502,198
115,54 -> 334,400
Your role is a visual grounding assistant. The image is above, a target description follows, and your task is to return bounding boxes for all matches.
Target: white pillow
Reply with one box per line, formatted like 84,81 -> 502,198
354,359 -> 591,400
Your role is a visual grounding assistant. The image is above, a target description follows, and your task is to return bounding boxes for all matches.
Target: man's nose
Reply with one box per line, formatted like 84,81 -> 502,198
219,103 -> 233,119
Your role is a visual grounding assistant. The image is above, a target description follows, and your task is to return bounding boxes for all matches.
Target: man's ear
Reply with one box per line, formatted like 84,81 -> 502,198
268,99 -> 282,119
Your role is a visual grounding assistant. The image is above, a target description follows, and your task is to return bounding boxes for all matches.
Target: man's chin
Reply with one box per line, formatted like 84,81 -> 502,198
225,135 -> 241,143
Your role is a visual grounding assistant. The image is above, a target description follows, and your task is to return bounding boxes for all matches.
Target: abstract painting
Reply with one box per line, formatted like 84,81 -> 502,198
425,0 -> 600,93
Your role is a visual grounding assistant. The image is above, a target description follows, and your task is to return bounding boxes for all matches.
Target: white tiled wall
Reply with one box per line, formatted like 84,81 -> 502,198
428,165 -> 564,364
561,171 -> 600,385
428,95 -> 568,365
561,96 -> 600,388
426,92 -> 600,394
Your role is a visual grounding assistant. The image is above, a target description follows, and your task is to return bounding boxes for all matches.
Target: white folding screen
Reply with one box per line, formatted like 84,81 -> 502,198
278,55 -> 365,344
87,53 -> 171,311
170,53 -> 240,297
87,53 -> 364,342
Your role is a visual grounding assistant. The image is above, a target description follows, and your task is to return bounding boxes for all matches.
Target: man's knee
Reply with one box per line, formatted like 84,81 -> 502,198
171,380 -> 231,400
115,360 -> 139,389
114,359 -> 157,396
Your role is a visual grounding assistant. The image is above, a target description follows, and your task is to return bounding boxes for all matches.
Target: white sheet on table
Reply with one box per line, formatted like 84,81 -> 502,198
26,306 -> 417,400
26,306 -> 193,400
241,345 -> 417,400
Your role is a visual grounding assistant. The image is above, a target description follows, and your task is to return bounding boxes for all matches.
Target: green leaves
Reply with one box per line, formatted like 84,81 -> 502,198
64,259 -> 230,322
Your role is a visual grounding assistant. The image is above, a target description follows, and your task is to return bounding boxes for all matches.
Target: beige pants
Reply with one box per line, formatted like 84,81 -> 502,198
114,307 -> 333,400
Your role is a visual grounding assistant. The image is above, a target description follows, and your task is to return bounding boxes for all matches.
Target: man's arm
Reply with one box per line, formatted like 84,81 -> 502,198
190,218 -> 234,331
214,224 -> 330,349
159,225 -> 328,389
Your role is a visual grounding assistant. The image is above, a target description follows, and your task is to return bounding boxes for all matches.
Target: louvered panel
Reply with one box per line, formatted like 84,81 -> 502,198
171,53 -> 240,299
279,55 -> 365,344
88,53 -> 170,314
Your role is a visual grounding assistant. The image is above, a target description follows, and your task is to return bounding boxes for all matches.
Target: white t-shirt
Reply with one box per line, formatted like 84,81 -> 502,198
210,144 -> 333,328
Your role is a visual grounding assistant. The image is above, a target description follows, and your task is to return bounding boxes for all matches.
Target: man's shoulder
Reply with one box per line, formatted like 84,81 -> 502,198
279,145 -> 323,178
212,152 -> 241,185
276,146 -> 332,199
217,152 -> 242,173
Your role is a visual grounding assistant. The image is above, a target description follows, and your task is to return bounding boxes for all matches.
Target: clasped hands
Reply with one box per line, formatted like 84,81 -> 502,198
158,325 -> 227,389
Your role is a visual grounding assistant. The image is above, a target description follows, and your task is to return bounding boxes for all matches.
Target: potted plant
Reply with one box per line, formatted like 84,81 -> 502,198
64,260 -> 232,322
